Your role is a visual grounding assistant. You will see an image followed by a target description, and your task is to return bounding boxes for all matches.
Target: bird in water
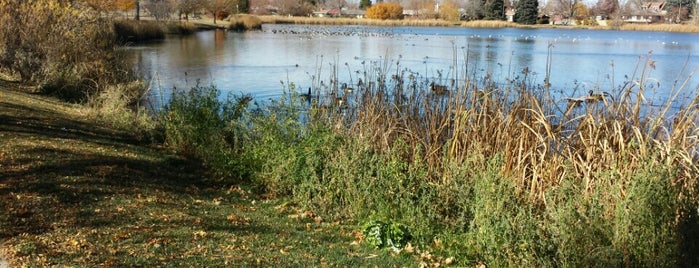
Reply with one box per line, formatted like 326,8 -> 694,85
430,82 -> 448,95
300,87 -> 312,102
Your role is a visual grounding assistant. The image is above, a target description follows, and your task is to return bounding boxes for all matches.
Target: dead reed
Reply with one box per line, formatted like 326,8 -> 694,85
258,15 -> 457,27
460,20 -> 522,28
620,23 -> 699,33
229,14 -> 263,31
305,51 -> 698,204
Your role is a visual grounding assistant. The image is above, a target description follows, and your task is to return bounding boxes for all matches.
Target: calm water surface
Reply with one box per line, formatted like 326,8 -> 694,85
126,24 -> 699,106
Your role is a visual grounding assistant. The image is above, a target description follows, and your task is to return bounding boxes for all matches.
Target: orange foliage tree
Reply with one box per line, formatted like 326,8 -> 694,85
116,0 -> 136,11
366,2 -> 404,20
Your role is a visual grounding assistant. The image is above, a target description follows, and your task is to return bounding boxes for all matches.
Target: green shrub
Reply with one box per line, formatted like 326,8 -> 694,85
464,157 -> 554,267
87,80 -> 156,139
161,84 -> 252,180
613,163 -> 681,267
362,217 -> 412,250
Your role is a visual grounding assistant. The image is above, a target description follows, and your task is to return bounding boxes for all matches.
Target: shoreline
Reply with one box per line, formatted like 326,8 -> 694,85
128,14 -> 699,34
256,15 -> 699,33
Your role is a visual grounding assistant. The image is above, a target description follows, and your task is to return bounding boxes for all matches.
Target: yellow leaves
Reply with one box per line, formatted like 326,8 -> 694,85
193,230 -> 208,239
287,210 -> 323,223
226,213 -> 250,225
366,2 -> 404,20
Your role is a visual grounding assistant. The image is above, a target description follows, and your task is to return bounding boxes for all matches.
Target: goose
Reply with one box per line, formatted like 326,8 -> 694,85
342,83 -> 354,94
300,87 -> 312,102
430,82 -> 448,95
586,90 -> 611,103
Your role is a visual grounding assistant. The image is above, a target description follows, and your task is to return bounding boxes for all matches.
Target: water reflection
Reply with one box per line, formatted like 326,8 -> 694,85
126,25 -> 699,107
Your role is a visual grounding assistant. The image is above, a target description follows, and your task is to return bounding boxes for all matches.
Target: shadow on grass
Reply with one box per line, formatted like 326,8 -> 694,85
0,100 -> 142,146
0,88 -> 230,239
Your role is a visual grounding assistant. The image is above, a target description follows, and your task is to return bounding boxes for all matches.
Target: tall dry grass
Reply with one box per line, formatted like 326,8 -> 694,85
0,0 -> 124,99
239,49 -> 699,265
259,15 -> 458,27
460,20 -> 522,28
228,14 -> 263,31
620,23 -> 699,33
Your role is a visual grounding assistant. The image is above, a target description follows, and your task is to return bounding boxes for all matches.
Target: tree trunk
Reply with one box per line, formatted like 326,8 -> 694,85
135,0 -> 140,20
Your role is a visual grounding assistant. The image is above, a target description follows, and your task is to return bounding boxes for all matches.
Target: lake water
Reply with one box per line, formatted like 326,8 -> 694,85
125,24 -> 699,107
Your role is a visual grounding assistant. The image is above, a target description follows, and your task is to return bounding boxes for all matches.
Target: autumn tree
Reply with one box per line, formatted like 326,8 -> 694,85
438,0 -> 460,21
514,0 -> 538,24
81,0 -> 117,13
366,2 -> 404,19
572,2 -> 589,19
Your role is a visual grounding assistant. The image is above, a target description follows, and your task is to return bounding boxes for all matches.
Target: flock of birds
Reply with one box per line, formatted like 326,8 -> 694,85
269,26 -> 396,38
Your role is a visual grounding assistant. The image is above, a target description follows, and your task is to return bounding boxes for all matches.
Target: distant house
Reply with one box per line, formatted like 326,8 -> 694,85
342,9 -> 366,19
313,8 -> 366,18
312,10 -> 328,17
505,8 -> 516,22
622,1 -> 667,23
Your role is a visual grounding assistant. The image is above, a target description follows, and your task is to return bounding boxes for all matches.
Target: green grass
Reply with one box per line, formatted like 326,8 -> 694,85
0,84 -> 423,267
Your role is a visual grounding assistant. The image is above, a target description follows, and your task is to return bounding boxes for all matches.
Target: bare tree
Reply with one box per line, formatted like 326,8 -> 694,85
593,0 -> 618,16
462,0 -> 484,20
543,0 -> 579,24
143,0 -> 174,20
205,0 -> 234,24
173,0 -> 202,20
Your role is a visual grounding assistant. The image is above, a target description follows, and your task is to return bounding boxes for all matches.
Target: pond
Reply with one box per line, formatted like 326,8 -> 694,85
125,24 -> 699,108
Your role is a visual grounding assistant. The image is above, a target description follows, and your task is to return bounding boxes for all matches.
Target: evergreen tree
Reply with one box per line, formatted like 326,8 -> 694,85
237,0 -> 250,13
483,0 -> 505,20
666,0 -> 695,21
360,0 -> 372,9
515,0 -> 538,24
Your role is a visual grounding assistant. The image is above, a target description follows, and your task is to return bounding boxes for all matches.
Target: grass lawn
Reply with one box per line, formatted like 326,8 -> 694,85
0,83 -> 423,267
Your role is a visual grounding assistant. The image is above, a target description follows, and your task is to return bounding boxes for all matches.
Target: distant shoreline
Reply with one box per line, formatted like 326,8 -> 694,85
129,14 -> 699,34
256,15 -> 699,33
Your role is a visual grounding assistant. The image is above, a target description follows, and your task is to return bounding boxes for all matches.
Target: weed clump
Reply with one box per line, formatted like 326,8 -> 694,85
113,20 -> 166,43
160,84 -> 254,180
228,15 -> 263,31
0,0 -> 134,102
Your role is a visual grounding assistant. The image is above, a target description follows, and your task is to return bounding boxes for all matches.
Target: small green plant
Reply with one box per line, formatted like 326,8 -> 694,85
16,241 -> 37,256
362,218 -> 412,250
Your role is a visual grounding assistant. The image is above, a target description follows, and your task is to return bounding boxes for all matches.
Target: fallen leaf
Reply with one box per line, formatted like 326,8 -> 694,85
404,242 -> 414,253
444,257 -> 455,265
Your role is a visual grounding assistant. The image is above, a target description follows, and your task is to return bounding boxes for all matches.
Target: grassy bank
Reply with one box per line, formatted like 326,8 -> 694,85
154,53 -> 699,266
0,84 -> 422,267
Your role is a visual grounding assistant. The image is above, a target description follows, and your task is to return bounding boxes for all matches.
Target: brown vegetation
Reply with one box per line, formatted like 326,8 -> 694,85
366,2 -> 404,20
258,15 -> 458,26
